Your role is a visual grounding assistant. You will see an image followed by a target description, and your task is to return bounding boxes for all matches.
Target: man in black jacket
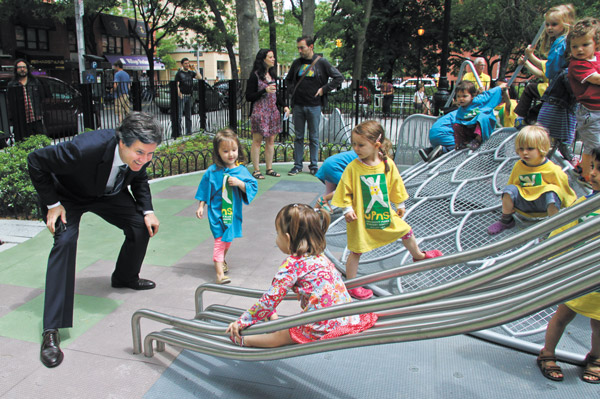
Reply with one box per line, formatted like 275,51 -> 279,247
27,112 -> 162,368
285,36 -> 343,176
7,59 -> 49,140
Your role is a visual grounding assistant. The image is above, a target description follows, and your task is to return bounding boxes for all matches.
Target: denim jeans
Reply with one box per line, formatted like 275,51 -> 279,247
292,105 -> 321,170
178,94 -> 193,135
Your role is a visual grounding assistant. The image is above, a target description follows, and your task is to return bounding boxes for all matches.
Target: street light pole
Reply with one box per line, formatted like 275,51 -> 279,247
417,27 -> 425,90
75,0 -> 85,84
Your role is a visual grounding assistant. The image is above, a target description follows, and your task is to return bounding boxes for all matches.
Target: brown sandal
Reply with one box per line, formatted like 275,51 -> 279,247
583,354 -> 600,384
265,169 -> 280,177
537,354 -> 564,381
252,170 -> 265,180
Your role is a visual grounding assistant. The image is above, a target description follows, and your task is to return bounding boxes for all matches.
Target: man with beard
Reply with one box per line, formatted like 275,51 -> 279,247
7,59 -> 49,140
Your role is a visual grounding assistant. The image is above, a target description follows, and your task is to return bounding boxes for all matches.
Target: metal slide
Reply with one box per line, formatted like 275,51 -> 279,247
131,127 -> 598,364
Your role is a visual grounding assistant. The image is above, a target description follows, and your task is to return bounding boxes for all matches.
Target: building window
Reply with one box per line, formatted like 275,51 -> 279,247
68,31 -> 77,52
102,34 -> 123,54
129,37 -> 144,55
15,26 -> 49,50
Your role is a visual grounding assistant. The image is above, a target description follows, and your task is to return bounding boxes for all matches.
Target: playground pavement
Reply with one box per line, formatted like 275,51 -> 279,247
0,163 -> 597,399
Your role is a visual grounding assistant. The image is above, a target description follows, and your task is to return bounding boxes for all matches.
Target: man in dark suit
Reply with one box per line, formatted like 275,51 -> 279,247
27,112 -> 162,368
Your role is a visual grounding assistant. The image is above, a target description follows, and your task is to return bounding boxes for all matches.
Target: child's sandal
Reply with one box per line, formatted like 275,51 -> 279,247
583,354 -> 600,384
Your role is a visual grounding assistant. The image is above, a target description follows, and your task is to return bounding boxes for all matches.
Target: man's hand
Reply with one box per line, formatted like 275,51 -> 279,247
144,213 -> 160,237
46,205 -> 66,235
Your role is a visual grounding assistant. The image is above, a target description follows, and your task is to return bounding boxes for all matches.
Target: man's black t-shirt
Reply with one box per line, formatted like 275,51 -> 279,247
175,69 -> 196,95
293,58 -> 323,107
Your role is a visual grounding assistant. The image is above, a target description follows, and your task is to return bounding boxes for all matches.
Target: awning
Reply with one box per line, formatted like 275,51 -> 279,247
16,50 -> 65,69
100,14 -> 129,37
104,55 -> 165,71
128,19 -> 147,38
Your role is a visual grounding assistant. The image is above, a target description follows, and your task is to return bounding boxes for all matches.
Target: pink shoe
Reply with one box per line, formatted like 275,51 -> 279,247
348,286 -> 373,300
487,219 -> 515,235
413,249 -> 443,262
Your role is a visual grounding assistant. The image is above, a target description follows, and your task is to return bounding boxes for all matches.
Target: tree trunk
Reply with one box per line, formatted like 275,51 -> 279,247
352,0 -> 374,81
262,0 -> 277,63
235,0 -> 259,80
207,0 -> 239,79
302,0 -> 315,37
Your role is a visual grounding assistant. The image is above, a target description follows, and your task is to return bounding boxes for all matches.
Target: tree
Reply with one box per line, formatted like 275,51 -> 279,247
290,0 -> 317,38
261,0 -> 278,61
351,0 -> 374,82
235,0 -> 259,80
129,0 -> 193,87
181,0 -> 239,79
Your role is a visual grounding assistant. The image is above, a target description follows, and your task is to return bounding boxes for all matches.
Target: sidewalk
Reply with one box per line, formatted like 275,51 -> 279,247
0,163 -> 596,399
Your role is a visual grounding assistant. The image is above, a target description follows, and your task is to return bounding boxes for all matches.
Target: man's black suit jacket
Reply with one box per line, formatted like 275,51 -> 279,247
27,129 -> 153,212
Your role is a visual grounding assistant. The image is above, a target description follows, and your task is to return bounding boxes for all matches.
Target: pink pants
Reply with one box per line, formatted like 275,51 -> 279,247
213,237 -> 232,262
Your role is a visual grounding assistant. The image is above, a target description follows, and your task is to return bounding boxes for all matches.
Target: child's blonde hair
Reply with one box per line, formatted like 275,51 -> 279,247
212,128 -> 246,168
539,4 -> 576,56
351,120 -> 393,173
566,17 -> 600,58
514,125 -> 551,157
275,204 -> 330,257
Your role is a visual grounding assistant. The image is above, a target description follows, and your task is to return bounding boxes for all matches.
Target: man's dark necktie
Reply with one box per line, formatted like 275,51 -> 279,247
107,165 -> 128,196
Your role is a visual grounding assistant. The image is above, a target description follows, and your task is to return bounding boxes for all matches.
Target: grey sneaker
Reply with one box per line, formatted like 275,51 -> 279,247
288,167 -> 301,176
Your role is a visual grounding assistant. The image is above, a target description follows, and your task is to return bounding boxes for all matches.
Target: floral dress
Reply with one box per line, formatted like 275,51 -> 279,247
237,254 -> 378,343
250,73 -> 281,138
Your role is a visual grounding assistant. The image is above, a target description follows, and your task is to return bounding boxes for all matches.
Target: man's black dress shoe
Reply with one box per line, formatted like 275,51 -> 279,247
111,278 -> 156,290
40,329 -> 64,368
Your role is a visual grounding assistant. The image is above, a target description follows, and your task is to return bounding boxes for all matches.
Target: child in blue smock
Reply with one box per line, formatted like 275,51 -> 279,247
418,110 -> 457,162
453,80 -> 505,151
195,128 -> 258,284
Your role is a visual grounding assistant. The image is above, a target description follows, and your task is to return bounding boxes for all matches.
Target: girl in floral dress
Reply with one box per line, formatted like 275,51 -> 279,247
226,203 -> 377,347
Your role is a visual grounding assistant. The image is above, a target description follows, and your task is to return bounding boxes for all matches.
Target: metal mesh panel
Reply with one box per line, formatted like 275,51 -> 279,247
452,179 -> 499,213
415,170 -> 457,198
494,161 -> 515,192
453,152 -> 503,181
501,306 -> 558,337
434,150 -> 471,173
398,262 -> 482,293
406,198 -> 460,237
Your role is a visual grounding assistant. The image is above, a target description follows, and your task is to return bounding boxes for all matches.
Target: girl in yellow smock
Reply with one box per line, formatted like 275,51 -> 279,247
332,120 -> 443,300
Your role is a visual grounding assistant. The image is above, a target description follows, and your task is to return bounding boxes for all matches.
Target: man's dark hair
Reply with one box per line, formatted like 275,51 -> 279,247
297,35 -> 314,47
13,58 -> 32,80
592,146 -> 600,164
180,58 -> 189,64
113,60 -> 124,69
116,111 -> 162,146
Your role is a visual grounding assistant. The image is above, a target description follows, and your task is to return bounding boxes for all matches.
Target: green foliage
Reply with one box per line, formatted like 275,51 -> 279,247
0,135 -> 51,219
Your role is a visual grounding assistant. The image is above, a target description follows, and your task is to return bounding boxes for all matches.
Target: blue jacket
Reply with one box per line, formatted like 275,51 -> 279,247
195,164 -> 258,242
455,86 -> 503,142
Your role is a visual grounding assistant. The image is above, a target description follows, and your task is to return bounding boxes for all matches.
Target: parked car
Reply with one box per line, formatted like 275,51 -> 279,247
0,72 -> 82,138
155,80 -> 225,113
396,78 -> 437,92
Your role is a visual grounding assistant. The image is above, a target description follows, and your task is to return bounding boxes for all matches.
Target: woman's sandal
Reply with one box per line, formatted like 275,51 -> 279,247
252,170 -> 265,179
582,354 -> 600,384
537,354 -> 564,381
265,169 -> 280,177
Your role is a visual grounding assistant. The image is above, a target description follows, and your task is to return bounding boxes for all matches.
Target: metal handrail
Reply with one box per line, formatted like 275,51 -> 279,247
444,60 -> 482,109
